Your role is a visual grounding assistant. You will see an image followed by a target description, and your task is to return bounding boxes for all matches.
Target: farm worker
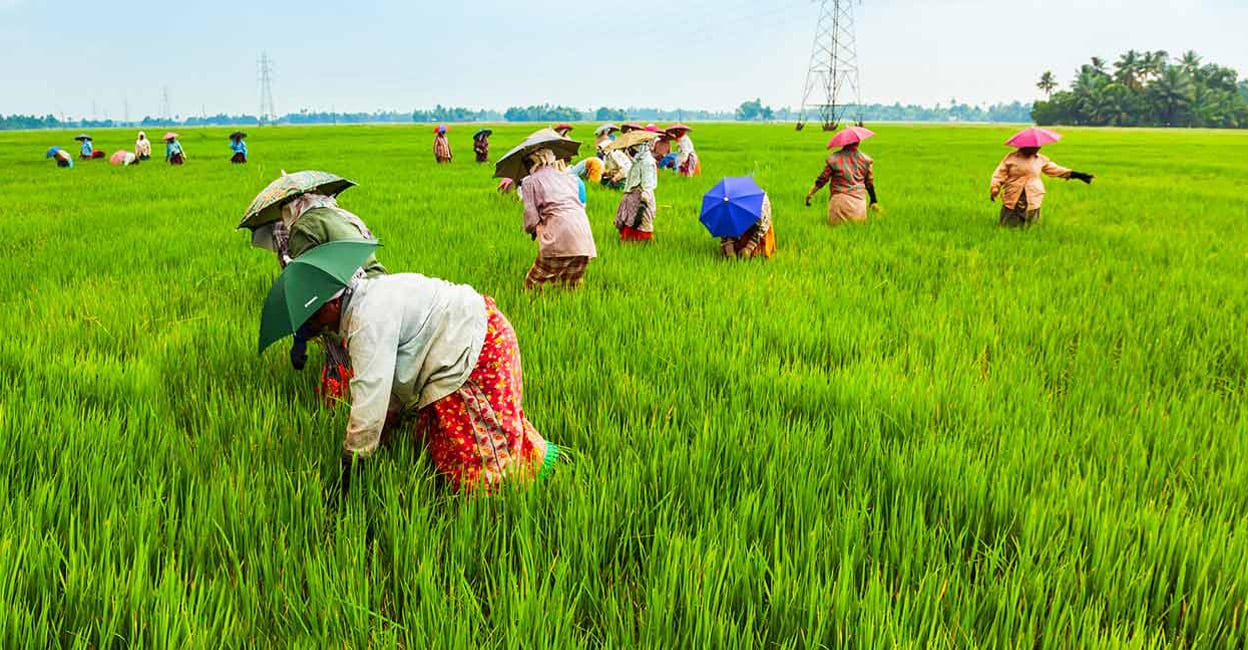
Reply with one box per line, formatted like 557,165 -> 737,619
498,178 -> 517,194
553,123 -> 574,137
613,137 -> 659,242
652,131 -> 676,170
241,171 -> 387,401
164,133 -> 186,165
135,131 -> 152,160
720,193 -> 776,259
433,125 -> 452,163
990,128 -> 1094,227
47,146 -> 73,168
568,157 -> 604,184
594,124 -> 619,153
805,126 -> 879,226
472,129 -> 492,163
260,242 -> 561,493
667,125 -> 699,176
76,135 -> 102,159
519,148 -> 597,289
229,132 -> 248,163
601,146 -> 632,190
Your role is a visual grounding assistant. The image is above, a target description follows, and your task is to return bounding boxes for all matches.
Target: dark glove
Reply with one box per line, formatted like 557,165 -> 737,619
804,194 -> 813,207
1069,171 -> 1094,184
289,326 -> 310,371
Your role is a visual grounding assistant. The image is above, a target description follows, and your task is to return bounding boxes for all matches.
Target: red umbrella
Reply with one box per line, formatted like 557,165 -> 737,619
827,126 -> 875,149
554,123 -> 573,133
1006,127 -> 1061,148
433,125 -> 448,134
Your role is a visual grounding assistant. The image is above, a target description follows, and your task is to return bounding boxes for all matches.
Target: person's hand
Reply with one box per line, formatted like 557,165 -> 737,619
1070,171 -> 1095,184
990,192 -> 997,203
289,329 -> 310,370
870,203 -> 884,215
804,194 -> 813,207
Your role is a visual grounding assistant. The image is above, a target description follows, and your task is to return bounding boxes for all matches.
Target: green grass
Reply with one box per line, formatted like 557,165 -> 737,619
1,123 -> 1246,648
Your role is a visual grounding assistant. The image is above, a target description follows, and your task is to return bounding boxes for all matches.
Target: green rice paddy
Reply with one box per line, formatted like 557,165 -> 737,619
1,123 -> 1246,648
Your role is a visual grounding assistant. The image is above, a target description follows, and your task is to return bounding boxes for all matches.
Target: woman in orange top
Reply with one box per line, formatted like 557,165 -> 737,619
990,137 -> 1094,227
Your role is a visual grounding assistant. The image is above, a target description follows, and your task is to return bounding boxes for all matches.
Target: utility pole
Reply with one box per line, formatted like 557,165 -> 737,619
161,86 -> 173,122
123,96 -> 130,124
797,0 -> 864,131
258,52 -> 277,124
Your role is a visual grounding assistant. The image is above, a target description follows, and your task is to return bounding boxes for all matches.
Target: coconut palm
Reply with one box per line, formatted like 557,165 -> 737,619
1037,71 -> 1058,97
1149,66 -> 1195,126
1180,51 -> 1203,77
1114,50 -> 1143,91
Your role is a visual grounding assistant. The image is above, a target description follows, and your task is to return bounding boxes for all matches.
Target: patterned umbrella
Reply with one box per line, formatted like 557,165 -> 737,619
238,170 -> 357,230
604,130 -> 660,152
493,128 -> 581,182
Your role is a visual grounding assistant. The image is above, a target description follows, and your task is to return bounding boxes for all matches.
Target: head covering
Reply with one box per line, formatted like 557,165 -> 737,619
526,147 -> 566,174
281,193 -> 340,228
137,131 -> 147,141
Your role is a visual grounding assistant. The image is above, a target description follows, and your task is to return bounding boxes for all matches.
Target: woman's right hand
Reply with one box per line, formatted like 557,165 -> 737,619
804,194 -> 813,207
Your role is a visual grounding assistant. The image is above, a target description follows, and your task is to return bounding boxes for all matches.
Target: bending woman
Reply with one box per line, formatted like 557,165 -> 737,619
613,140 -> 658,241
720,193 -> 775,259
520,148 -> 598,289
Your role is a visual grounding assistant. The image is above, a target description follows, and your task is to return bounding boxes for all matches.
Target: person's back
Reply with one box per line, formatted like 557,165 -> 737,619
825,148 -> 873,196
522,166 -> 597,259
287,206 -> 387,277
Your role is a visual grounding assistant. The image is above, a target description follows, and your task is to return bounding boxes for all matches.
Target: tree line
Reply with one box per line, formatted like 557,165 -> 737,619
1033,49 -> 1248,128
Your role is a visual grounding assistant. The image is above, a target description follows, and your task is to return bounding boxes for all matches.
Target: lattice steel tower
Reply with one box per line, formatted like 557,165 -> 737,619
258,52 -> 277,123
797,0 -> 863,131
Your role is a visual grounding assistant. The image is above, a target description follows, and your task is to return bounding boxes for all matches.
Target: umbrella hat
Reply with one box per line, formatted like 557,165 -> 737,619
595,124 -> 619,136
258,240 -> 379,355
473,128 -> 493,139
604,130 -> 661,152
238,170 -> 357,230
46,146 -> 62,158
1006,127 -> 1061,148
74,134 -> 91,141
827,126 -> 875,149
230,131 -> 247,140
700,177 -> 766,238
494,128 -> 582,182
163,132 -> 179,141
665,123 -> 692,135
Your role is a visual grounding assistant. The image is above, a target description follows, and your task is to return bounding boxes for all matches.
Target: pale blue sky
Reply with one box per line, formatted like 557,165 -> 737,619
2,0 -> 1244,119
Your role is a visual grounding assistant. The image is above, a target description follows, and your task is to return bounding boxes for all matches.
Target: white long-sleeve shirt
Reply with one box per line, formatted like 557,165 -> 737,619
675,135 -> 695,167
338,274 -> 488,457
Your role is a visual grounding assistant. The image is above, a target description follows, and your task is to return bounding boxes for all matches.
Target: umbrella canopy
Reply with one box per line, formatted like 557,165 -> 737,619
74,134 -> 91,141
827,126 -> 876,149
109,150 -> 137,166
644,124 -> 661,133
604,130 -> 661,152
434,125 -> 448,134
554,123 -> 573,132
259,240 -> 379,355
493,128 -> 582,182
700,177 -> 766,238
238,170 -> 357,231
473,128 -> 493,139
1006,127 -> 1061,148
595,124 -> 619,136
163,132 -> 179,141
665,123 -> 692,135
230,131 -> 247,140
620,123 -> 643,133
45,146 -> 62,158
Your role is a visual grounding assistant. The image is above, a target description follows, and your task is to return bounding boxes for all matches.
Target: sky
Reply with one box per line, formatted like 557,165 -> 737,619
2,0 -> 1245,120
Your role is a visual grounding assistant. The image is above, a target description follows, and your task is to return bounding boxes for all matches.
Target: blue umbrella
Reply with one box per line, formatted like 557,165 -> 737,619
46,146 -> 62,158
700,176 -> 766,238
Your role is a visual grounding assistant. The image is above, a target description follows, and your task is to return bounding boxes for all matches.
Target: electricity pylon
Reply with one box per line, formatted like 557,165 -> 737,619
797,0 -> 863,132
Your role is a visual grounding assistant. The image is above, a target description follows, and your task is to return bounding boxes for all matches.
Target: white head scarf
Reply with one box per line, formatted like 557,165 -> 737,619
526,147 -> 566,174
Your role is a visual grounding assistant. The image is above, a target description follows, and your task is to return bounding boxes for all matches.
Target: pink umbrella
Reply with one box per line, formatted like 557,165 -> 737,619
644,124 -> 660,132
827,126 -> 875,149
1006,127 -> 1061,148
163,132 -> 179,141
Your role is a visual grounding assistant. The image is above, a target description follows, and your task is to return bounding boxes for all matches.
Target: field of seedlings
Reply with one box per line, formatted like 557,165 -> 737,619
1,123 -> 1246,648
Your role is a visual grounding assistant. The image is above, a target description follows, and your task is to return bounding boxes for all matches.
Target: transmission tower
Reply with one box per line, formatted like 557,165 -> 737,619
258,52 -> 277,124
161,87 -> 172,121
797,0 -> 864,132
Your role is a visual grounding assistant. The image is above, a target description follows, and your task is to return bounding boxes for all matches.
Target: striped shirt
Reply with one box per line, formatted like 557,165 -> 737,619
812,149 -> 874,199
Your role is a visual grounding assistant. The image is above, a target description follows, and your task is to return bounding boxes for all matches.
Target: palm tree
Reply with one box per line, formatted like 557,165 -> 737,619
1149,66 -> 1194,126
1037,71 -> 1058,97
1114,50 -> 1142,91
1089,57 -> 1109,77
1142,50 -> 1170,81
1180,50 -> 1202,76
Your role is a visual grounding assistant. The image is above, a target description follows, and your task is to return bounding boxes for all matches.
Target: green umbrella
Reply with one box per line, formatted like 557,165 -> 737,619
258,240 -> 379,354
238,170 -> 356,231
494,128 -> 581,182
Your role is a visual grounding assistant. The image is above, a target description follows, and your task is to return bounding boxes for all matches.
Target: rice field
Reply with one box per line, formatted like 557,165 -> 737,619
1,123 -> 1246,648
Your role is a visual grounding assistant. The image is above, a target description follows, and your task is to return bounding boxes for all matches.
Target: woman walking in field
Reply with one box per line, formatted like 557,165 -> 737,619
805,126 -> 880,225
473,128 -> 492,163
667,125 -> 699,177
519,147 -> 598,289
259,249 -> 561,495
613,132 -> 660,242
990,127 -> 1094,227
229,131 -> 248,163
164,132 -> 186,165
433,125 -> 452,164
135,131 -> 152,160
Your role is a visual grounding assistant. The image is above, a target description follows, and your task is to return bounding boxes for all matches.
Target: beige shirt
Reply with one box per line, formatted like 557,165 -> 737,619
338,274 -> 487,457
521,166 -> 598,259
990,151 -> 1072,210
